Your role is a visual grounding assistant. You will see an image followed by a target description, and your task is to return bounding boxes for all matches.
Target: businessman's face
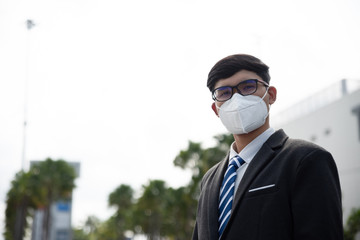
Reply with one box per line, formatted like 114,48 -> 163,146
211,70 -> 276,115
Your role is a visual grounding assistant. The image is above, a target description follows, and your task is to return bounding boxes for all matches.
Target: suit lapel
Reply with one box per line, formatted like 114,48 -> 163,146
232,143 -> 275,206
233,130 -> 288,205
208,153 -> 229,240
220,130 -> 288,238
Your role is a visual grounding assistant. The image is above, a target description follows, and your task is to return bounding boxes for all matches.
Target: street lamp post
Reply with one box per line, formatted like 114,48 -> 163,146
22,19 -> 35,170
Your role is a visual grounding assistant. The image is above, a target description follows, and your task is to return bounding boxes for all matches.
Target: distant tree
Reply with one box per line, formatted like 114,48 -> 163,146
174,133 -> 233,198
4,171 -> 36,240
72,227 -> 90,240
344,208 -> 360,240
4,158 -> 75,240
163,186 -> 195,240
133,180 -> 168,239
109,185 -> 133,210
29,158 -> 76,240
84,215 -> 101,240
4,158 -> 76,240
73,215 -> 118,240
96,216 -> 133,240
108,184 -> 134,239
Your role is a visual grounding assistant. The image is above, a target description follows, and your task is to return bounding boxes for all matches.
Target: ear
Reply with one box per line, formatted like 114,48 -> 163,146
211,102 -> 219,117
267,86 -> 277,105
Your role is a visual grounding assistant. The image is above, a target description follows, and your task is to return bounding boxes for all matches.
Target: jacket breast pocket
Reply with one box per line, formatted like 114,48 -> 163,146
245,184 -> 278,198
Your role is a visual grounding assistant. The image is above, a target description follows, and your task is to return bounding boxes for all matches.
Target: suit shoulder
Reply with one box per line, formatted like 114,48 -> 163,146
284,137 -> 329,154
281,137 -> 336,170
271,129 -> 329,155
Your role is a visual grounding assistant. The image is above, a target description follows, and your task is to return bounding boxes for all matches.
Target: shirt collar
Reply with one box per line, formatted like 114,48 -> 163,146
229,128 -> 275,164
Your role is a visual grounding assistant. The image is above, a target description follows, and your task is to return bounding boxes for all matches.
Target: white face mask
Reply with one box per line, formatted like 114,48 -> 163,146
216,91 -> 269,134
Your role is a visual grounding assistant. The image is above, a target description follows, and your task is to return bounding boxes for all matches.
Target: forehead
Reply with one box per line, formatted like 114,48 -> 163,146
214,70 -> 263,89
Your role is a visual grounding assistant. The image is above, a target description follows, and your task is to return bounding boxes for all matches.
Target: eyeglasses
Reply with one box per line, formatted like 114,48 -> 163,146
212,79 -> 269,102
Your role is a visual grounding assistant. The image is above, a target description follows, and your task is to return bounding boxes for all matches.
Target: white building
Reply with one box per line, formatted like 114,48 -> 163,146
271,79 -> 360,223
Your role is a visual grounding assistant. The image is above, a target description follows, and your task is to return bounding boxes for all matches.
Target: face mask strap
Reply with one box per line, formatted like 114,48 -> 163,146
260,88 -> 268,101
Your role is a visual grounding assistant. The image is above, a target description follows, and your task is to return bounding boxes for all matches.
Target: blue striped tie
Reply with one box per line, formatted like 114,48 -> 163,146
218,155 -> 245,238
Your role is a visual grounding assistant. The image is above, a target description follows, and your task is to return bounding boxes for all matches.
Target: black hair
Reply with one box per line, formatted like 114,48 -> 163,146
207,54 -> 270,92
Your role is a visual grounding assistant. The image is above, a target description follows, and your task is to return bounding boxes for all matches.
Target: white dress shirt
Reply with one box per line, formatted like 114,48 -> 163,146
228,128 -> 275,195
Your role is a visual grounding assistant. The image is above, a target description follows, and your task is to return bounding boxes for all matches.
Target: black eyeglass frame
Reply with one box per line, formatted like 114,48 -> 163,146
212,79 -> 269,102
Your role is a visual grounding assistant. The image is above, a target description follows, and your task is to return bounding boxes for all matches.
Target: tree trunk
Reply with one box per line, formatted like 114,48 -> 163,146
14,198 -> 28,240
41,205 -> 51,240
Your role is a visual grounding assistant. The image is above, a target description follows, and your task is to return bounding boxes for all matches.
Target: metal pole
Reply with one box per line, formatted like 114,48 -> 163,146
22,19 -> 35,171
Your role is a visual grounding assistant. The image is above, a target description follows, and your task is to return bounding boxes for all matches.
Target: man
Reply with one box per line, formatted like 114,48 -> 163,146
192,54 -> 343,240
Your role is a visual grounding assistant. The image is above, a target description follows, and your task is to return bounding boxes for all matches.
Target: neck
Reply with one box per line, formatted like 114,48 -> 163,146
233,120 -> 270,153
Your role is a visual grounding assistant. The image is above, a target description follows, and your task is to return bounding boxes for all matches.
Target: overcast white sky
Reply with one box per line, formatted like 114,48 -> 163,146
1,0 -> 360,235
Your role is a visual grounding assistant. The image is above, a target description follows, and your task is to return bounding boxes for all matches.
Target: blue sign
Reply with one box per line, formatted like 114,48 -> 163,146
57,202 -> 70,211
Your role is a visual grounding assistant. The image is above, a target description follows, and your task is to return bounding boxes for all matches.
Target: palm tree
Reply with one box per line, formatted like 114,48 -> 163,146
134,180 -> 168,240
108,184 -> 134,239
4,171 -> 36,240
29,158 -> 76,240
174,133 -> 233,198
163,186 -> 195,240
84,215 -> 101,240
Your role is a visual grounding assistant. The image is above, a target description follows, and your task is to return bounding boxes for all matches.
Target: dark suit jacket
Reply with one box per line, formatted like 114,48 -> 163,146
192,129 -> 343,240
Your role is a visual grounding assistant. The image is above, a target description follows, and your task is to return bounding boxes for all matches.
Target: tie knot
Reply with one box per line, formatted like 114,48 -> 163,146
229,155 -> 245,170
